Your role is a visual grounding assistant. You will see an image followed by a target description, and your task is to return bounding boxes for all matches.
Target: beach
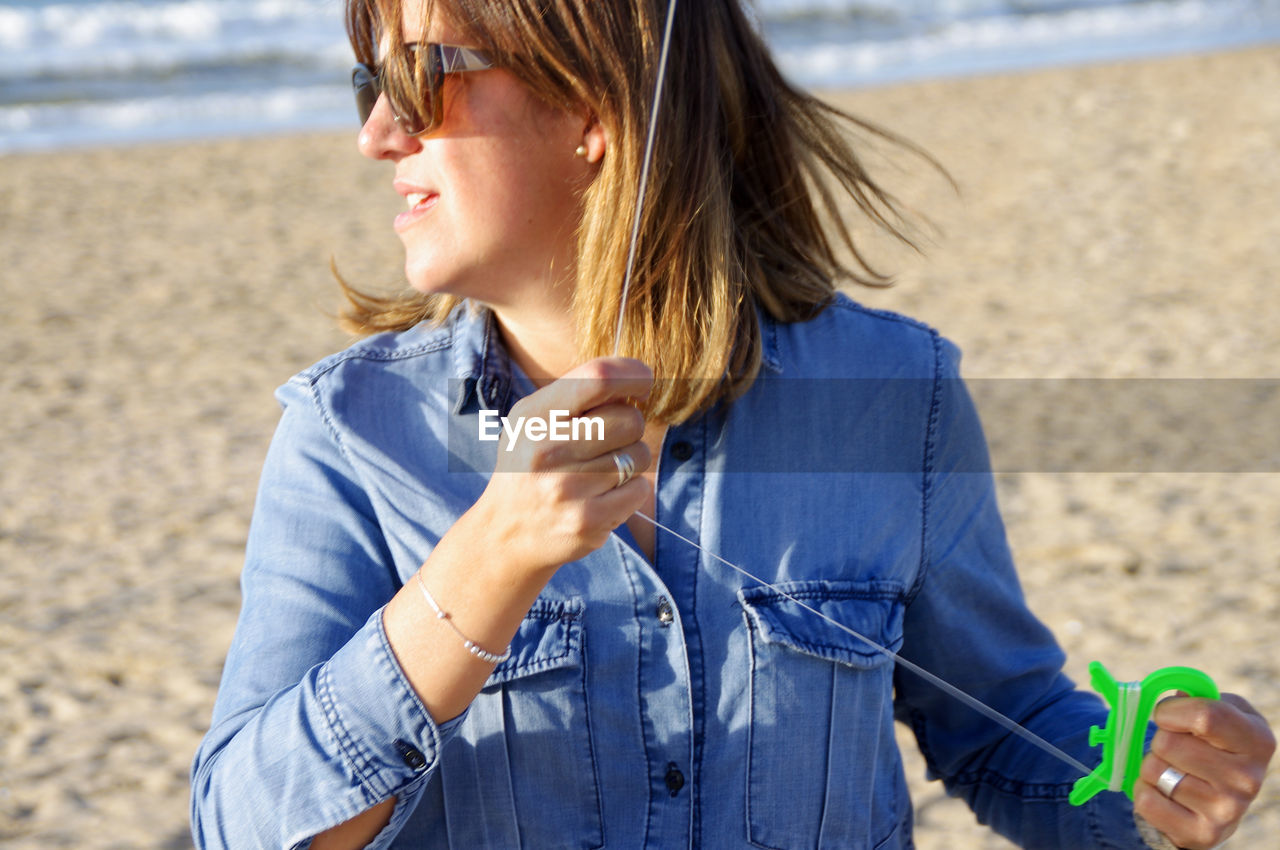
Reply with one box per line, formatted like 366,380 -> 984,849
2,44 -> 1277,848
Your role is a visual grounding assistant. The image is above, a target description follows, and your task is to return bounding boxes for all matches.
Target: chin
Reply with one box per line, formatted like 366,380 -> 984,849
404,266 -> 495,308
404,274 -> 451,298
402,254 -> 459,298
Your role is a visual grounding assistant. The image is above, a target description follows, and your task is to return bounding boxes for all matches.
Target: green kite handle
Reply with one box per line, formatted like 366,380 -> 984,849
1068,661 -> 1219,806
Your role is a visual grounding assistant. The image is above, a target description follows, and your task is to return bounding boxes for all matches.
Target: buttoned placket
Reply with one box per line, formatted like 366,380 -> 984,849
608,422 -> 712,849
469,314 -> 729,847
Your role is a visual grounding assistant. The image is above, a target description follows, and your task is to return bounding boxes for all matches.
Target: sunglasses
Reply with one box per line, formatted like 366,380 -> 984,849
352,43 -> 494,136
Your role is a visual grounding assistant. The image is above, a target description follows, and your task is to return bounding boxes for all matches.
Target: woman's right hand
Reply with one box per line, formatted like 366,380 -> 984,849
329,359 -> 653,850
471,356 -> 655,577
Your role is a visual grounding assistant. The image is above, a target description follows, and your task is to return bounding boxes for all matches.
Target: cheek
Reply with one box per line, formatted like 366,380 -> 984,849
475,151 -> 583,239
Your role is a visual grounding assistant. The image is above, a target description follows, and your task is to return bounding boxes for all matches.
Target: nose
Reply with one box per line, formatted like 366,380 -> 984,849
357,93 -> 422,161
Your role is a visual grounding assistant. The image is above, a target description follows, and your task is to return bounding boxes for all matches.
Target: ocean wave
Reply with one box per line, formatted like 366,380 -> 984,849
755,0 -> 1168,25
768,0 -> 1280,86
2,0 -> 1277,153
0,82 -> 352,153
0,0 -> 348,81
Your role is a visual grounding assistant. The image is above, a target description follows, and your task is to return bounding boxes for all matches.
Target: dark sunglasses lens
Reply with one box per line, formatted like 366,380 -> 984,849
352,65 -> 378,126
350,58 -> 432,134
393,70 -> 431,135
395,105 -> 427,136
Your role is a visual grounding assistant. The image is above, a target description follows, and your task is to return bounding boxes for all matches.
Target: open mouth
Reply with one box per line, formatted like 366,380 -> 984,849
405,192 -> 435,210
394,191 -> 439,233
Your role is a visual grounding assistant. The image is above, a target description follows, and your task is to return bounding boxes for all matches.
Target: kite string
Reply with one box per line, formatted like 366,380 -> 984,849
631,511 -> 1091,778
612,0 -> 680,357
611,0 -> 1091,781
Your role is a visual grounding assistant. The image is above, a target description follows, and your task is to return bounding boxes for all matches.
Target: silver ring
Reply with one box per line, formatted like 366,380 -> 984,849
612,451 -> 636,488
1156,765 -> 1186,799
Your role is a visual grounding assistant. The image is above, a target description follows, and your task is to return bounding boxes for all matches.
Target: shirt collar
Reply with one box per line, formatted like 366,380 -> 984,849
759,306 -> 783,374
449,304 -> 516,415
447,300 -> 784,416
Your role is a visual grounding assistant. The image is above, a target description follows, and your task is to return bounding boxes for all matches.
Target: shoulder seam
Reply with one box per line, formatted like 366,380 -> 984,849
827,294 -> 939,336
294,327 -> 455,387
908,328 -> 944,604
298,378 -> 362,483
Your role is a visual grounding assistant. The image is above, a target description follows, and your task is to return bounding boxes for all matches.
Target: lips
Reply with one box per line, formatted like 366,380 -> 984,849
393,180 -> 438,233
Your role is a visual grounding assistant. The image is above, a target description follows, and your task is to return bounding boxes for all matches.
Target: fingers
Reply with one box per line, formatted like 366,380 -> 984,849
590,469 -> 653,518
574,439 -> 653,484
1154,694 -> 1277,755
1152,697 -> 1274,799
495,358 -> 651,464
561,403 -> 647,461
497,358 -> 651,469
1132,695 -> 1276,849
1135,756 -> 1220,818
531,357 -> 653,417
1134,756 -> 1244,849
473,358 -> 656,573
494,401 -> 648,472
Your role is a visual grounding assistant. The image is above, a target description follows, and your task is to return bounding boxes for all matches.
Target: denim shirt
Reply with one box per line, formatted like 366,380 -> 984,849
191,296 -> 1153,850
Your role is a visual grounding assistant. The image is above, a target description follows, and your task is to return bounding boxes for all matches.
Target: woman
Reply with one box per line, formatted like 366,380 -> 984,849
190,0 -> 1274,847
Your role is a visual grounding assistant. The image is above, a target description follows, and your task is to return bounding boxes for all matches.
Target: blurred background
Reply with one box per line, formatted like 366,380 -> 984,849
3,0 -> 1280,153
2,1 -> 1279,848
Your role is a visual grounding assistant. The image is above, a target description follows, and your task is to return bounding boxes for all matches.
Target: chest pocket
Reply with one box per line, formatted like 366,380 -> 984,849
739,580 -> 909,850
426,597 -> 603,850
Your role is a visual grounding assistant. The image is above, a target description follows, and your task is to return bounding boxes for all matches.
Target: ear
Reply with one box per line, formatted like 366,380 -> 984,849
580,115 -> 607,164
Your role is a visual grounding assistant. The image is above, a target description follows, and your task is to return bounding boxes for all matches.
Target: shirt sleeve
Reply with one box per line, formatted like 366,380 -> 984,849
892,336 -> 1150,850
190,377 -> 463,850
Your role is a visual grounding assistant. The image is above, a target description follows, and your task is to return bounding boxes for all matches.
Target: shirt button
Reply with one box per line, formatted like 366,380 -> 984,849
665,762 -> 685,797
656,596 -> 674,626
670,440 -> 694,462
394,739 -> 428,771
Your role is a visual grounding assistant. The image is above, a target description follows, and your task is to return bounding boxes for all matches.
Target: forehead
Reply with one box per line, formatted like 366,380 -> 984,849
397,0 -> 455,40
374,0 -> 457,51
398,0 -> 421,33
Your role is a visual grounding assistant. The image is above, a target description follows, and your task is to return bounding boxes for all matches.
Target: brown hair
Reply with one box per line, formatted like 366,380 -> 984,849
343,0 -> 938,423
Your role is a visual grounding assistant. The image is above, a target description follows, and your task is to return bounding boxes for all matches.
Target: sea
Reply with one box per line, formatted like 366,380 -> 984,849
2,0 -> 1279,154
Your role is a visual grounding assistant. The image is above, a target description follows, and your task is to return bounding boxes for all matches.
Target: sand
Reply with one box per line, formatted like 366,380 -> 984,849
2,45 -> 1277,848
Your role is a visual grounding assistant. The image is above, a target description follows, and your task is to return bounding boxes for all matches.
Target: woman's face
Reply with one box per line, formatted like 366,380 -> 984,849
358,0 -> 594,314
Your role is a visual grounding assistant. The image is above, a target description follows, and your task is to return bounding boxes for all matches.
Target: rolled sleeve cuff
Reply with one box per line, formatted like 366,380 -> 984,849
320,608 -> 468,801
1135,814 -> 1180,850
1076,791 -> 1165,850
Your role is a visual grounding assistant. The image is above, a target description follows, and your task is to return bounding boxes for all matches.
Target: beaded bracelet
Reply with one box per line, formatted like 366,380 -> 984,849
415,572 -> 512,665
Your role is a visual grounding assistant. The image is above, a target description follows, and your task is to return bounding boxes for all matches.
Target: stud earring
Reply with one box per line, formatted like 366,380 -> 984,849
574,144 -> 588,158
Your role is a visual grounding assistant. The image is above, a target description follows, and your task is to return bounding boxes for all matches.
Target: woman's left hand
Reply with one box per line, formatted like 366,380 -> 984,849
1133,693 -> 1275,849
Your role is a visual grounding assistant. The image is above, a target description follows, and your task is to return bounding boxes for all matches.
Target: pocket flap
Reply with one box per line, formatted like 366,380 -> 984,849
738,580 -> 905,670
485,597 -> 585,687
